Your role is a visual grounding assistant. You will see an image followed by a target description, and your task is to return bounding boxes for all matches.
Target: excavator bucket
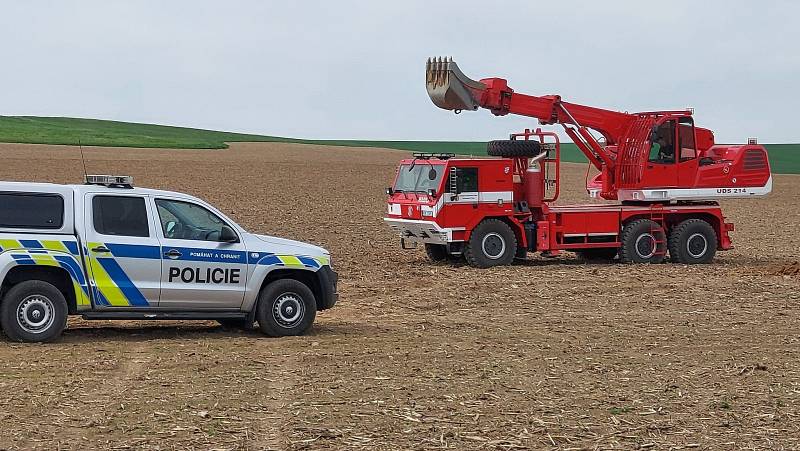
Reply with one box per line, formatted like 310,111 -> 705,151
425,57 -> 486,112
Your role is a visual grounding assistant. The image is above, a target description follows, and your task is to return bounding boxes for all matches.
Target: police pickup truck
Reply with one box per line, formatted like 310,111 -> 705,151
0,175 -> 337,342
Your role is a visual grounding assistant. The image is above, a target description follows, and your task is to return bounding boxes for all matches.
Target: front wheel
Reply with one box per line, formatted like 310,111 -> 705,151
257,279 -> 317,337
464,219 -> 517,268
0,280 -> 68,342
668,219 -> 717,264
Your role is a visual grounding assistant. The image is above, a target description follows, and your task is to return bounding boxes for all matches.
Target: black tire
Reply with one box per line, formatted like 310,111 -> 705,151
425,244 -> 449,262
217,319 -> 250,329
464,219 -> 517,268
668,219 -> 717,264
257,279 -> 317,337
618,219 -> 666,264
487,140 -> 542,157
0,280 -> 68,343
575,248 -> 618,262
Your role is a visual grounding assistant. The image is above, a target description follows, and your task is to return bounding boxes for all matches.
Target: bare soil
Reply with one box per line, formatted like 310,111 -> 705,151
0,142 -> 798,450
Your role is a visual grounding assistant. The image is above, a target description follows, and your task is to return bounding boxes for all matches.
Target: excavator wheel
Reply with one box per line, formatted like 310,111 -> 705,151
618,219 -> 667,264
486,140 -> 542,158
668,219 -> 717,264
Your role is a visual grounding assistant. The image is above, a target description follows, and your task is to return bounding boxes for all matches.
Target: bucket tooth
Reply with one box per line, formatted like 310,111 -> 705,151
425,57 -> 485,111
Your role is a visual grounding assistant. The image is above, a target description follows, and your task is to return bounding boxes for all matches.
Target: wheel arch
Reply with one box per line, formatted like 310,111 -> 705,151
666,213 -> 724,249
0,265 -> 78,314
467,216 -> 528,249
257,268 -> 329,312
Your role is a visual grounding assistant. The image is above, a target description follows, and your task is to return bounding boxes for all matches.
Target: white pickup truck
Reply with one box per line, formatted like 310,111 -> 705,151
0,175 -> 338,342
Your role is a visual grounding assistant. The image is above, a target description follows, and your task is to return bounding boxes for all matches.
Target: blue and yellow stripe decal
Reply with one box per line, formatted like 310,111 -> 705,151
2,238 -> 330,309
2,239 -> 91,309
85,242 -> 151,307
249,252 -> 328,269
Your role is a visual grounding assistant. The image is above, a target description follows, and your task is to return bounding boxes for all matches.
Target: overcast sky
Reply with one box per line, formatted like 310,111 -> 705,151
1,1 -> 797,143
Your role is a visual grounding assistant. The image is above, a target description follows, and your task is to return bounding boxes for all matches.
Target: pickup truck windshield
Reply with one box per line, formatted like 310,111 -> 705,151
394,164 -> 444,193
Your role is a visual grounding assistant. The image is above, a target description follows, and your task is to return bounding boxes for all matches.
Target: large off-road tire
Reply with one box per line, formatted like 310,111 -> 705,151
668,219 -> 717,264
618,219 -> 666,264
0,280 -> 68,343
575,248 -> 618,262
425,244 -> 449,262
464,219 -> 517,268
487,140 -> 542,158
257,279 -> 317,337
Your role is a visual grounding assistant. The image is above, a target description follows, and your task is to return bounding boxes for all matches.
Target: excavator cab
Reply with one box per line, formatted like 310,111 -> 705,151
642,116 -> 698,188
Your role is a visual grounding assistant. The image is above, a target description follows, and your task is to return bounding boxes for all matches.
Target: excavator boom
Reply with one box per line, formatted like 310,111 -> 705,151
425,57 -> 635,148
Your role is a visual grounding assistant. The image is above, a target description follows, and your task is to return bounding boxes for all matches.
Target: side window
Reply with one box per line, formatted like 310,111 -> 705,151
92,196 -> 150,237
648,120 -> 676,164
0,193 -> 64,229
451,167 -> 478,193
156,199 -> 231,242
678,117 -> 697,161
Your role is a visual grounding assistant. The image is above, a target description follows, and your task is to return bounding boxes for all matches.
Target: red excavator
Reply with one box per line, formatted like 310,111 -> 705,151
383,58 -> 771,267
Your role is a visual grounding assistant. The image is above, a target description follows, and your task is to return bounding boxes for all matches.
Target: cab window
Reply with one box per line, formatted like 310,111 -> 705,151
92,195 -> 150,237
678,117 -> 697,161
450,167 -> 478,193
648,120 -> 676,164
156,199 -> 232,242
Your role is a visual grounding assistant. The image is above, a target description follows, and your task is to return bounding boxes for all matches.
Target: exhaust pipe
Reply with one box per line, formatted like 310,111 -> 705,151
425,57 -> 486,112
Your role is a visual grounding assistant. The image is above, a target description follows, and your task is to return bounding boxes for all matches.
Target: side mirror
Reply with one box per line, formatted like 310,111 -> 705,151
165,221 -> 176,237
385,187 -> 394,195
426,188 -> 437,197
219,225 -> 239,243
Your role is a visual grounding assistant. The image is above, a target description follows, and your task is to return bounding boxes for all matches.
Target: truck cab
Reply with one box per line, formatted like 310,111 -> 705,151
385,154 -> 521,265
0,175 -> 337,342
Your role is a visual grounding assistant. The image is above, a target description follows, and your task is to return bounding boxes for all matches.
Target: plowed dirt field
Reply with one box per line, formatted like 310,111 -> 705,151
0,142 -> 798,450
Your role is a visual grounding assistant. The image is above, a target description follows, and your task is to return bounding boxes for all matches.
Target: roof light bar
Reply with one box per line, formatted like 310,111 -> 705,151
85,175 -> 134,188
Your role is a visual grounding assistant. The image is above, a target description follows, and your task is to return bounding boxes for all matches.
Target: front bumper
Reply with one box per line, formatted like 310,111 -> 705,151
317,265 -> 338,310
383,217 -> 463,245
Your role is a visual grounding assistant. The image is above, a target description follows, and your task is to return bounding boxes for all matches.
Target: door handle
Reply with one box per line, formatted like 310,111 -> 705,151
92,245 -> 111,253
164,249 -> 182,259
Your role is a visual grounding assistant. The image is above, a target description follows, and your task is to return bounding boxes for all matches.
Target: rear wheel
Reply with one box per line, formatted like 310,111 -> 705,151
425,244 -> 449,262
464,219 -> 517,268
257,279 -> 317,337
668,219 -> 717,264
575,248 -> 618,262
0,280 -> 68,342
619,219 -> 666,264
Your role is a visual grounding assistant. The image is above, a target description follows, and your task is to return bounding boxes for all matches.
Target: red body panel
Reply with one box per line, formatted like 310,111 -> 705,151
385,157 -> 734,254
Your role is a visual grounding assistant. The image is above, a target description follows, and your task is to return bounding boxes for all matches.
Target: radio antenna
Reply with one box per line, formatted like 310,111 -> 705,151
78,139 -> 88,181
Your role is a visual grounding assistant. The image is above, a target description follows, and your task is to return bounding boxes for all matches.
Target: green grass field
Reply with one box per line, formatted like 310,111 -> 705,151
1,116 -> 798,174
